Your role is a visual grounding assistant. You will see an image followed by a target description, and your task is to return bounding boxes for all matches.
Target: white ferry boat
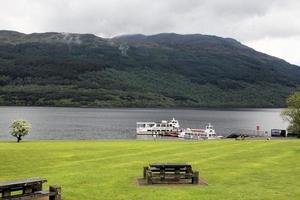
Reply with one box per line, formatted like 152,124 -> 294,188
136,118 -> 180,135
179,123 -> 221,140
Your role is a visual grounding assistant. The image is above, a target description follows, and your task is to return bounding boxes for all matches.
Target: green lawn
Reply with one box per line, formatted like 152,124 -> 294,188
0,140 -> 299,200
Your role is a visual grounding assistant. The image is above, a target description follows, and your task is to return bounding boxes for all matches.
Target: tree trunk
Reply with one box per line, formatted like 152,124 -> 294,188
17,135 -> 22,143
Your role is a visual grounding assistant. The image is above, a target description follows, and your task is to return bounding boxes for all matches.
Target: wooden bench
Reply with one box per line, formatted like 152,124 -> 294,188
0,178 -> 61,200
143,163 -> 199,184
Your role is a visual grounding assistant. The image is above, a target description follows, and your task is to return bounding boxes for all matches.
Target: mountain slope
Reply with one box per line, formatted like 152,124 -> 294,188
0,31 -> 299,107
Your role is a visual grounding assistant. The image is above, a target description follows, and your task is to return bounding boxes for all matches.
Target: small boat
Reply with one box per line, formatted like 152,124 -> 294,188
136,118 -> 180,135
136,119 -> 222,140
179,123 -> 222,140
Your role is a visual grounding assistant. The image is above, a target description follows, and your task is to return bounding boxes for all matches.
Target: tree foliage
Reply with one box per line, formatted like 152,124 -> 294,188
10,119 -> 32,142
281,92 -> 300,136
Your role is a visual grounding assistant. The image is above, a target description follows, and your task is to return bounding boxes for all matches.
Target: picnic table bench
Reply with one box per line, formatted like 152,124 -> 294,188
0,178 -> 61,200
143,163 -> 199,184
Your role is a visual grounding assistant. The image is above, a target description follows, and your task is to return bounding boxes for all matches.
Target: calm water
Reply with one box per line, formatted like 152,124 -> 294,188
0,107 -> 287,140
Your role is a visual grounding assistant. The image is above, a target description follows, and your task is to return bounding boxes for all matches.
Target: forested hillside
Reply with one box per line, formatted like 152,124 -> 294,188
0,31 -> 299,107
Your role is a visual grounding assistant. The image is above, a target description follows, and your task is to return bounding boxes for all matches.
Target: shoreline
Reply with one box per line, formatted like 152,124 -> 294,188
0,137 -> 298,143
0,105 -> 287,110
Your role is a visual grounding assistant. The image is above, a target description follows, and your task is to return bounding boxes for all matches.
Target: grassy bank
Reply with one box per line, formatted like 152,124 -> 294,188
0,140 -> 299,200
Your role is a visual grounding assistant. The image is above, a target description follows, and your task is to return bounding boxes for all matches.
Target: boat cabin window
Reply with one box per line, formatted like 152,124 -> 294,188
137,124 -> 146,128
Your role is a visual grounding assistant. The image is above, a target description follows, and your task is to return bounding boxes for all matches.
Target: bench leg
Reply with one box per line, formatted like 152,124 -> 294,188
192,171 -> 199,184
146,172 -> 152,184
49,185 -> 62,200
143,166 -> 149,179
2,190 -> 11,197
160,168 -> 165,181
32,183 -> 43,192
175,169 -> 180,182
23,186 -> 33,194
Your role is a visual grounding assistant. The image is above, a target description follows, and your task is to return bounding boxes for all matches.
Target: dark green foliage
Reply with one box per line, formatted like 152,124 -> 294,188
0,31 -> 299,107
281,92 -> 300,135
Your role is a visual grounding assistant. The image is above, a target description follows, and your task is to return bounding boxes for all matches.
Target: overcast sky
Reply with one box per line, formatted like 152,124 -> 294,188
1,0 -> 299,65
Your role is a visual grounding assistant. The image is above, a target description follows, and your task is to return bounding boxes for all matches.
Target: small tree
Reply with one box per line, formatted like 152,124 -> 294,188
10,120 -> 32,142
281,92 -> 300,137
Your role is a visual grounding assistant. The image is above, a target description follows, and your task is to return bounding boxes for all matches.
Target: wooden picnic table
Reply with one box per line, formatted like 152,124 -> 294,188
0,178 -> 61,200
144,163 -> 199,184
0,178 -> 46,192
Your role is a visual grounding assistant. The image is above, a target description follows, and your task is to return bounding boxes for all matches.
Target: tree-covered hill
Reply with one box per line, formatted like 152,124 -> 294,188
0,30 -> 299,107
